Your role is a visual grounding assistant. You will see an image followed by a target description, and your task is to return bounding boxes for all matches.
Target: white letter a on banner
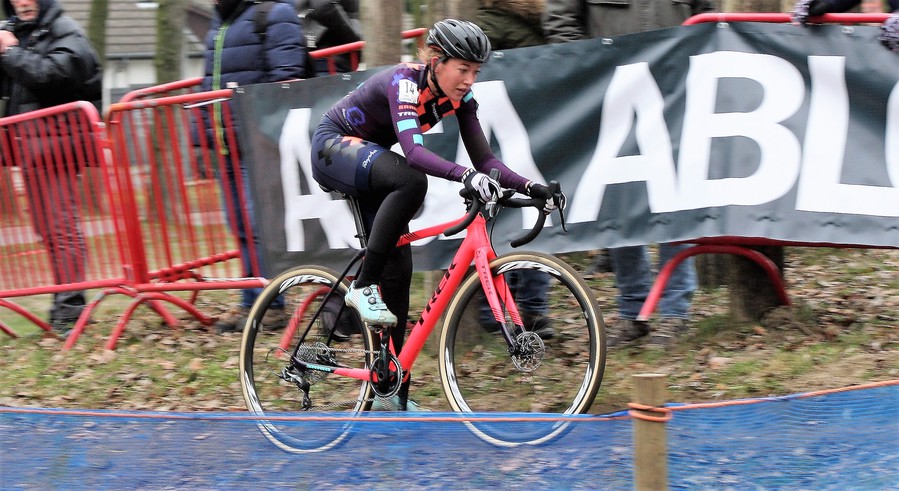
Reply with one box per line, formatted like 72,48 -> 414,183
569,62 -> 677,223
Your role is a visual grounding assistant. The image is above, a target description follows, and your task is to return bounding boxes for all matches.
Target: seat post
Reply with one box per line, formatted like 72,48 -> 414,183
319,184 -> 368,248
344,194 -> 368,249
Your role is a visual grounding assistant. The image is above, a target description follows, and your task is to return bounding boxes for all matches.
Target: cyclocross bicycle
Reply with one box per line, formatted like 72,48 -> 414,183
239,181 -> 606,453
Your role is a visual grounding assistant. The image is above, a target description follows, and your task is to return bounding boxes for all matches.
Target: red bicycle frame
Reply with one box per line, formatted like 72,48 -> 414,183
307,209 -> 524,384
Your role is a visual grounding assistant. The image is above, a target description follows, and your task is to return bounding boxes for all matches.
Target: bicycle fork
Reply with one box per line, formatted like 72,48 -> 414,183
475,246 -> 524,353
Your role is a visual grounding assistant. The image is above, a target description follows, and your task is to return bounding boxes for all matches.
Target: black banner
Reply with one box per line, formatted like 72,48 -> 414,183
233,22 -> 899,273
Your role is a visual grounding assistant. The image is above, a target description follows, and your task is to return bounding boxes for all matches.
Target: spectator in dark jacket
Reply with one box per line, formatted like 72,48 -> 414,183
792,0 -> 899,51
544,0 -> 714,42
478,0 -> 545,49
297,0 -> 361,75
0,0 -> 102,336
202,0 -> 308,332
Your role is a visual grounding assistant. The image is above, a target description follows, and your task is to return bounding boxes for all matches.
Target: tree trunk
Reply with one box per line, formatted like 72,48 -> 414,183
408,0 -> 427,30
696,254 -> 729,289
712,0 -> 789,321
155,0 -> 184,84
361,0 -> 403,67
728,246 -> 786,322
0,170 -> 14,217
87,0 -> 109,63
83,0 -> 109,215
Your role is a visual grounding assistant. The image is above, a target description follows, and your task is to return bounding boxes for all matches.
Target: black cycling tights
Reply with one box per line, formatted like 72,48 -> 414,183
355,151 -> 428,355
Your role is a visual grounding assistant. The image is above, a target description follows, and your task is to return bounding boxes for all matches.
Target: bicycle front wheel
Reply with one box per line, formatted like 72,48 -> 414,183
239,265 -> 376,453
438,251 -> 606,446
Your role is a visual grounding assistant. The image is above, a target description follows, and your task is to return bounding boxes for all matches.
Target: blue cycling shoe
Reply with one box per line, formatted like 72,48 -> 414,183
345,281 -> 397,327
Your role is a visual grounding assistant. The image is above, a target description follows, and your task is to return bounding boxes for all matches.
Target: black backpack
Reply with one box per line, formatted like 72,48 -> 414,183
253,1 -> 316,78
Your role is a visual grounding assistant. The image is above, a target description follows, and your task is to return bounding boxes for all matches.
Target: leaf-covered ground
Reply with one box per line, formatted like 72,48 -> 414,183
1,247 -> 896,414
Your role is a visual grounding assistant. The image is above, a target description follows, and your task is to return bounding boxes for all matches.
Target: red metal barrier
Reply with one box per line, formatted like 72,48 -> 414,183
84,27 -> 431,349
0,81 -> 264,347
309,27 -> 429,74
682,12 -> 890,25
0,27 -> 430,349
87,82 -> 269,350
0,101 -> 125,337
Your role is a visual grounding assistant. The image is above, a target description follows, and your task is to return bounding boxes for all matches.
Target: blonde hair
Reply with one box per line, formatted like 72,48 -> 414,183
418,45 -> 444,64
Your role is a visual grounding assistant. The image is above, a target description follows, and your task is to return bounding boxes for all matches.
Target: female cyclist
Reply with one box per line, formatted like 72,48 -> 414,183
310,19 -> 560,409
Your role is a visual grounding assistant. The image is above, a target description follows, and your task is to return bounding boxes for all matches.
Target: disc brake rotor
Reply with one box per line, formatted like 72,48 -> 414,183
511,332 -> 545,372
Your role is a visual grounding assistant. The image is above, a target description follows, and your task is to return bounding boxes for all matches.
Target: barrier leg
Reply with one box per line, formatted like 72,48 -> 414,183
103,299 -> 145,351
103,292 -> 215,351
279,286 -> 328,351
0,298 -> 52,336
140,293 -> 214,329
63,288 -> 184,350
0,320 -> 17,338
64,287 -> 138,350
636,245 -> 790,322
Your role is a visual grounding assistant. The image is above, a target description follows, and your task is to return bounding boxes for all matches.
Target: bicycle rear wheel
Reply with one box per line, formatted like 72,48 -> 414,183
438,251 -> 606,446
239,265 -> 376,453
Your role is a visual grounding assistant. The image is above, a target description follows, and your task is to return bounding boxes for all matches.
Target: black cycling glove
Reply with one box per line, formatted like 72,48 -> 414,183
527,182 -> 567,215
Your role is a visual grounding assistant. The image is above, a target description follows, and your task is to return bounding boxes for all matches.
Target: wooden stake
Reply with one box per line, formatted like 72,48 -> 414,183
632,373 -> 668,491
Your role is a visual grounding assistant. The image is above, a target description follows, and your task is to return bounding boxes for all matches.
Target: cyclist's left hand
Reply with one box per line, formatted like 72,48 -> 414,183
881,14 -> 899,52
528,182 -> 567,215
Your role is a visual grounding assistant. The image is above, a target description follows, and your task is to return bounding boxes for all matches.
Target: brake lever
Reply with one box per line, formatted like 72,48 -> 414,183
549,181 -> 567,232
485,169 -> 502,218
485,199 -> 498,219
557,203 -> 567,232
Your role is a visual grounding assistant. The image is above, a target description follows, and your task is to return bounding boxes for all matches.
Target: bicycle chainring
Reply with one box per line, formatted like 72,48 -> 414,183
369,354 -> 402,397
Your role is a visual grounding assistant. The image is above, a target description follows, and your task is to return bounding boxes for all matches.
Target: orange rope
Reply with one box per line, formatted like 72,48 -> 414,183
668,379 -> 899,412
628,402 -> 672,422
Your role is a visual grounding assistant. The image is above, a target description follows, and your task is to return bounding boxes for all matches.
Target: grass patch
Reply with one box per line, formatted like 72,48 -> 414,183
0,248 -> 896,414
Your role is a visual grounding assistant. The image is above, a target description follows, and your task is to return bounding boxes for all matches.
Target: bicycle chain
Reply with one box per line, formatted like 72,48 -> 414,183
287,343 -> 398,410
282,335 -> 542,409
297,342 -> 376,357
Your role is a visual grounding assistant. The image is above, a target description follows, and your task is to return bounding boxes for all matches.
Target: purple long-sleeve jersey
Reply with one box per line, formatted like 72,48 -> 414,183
323,62 -> 530,193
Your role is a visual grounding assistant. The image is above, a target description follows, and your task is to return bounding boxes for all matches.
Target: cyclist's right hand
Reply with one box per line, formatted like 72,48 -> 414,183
463,169 -> 500,203
527,181 -> 567,215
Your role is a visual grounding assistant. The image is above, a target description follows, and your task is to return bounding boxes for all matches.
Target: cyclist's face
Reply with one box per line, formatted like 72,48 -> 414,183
434,58 -> 481,101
